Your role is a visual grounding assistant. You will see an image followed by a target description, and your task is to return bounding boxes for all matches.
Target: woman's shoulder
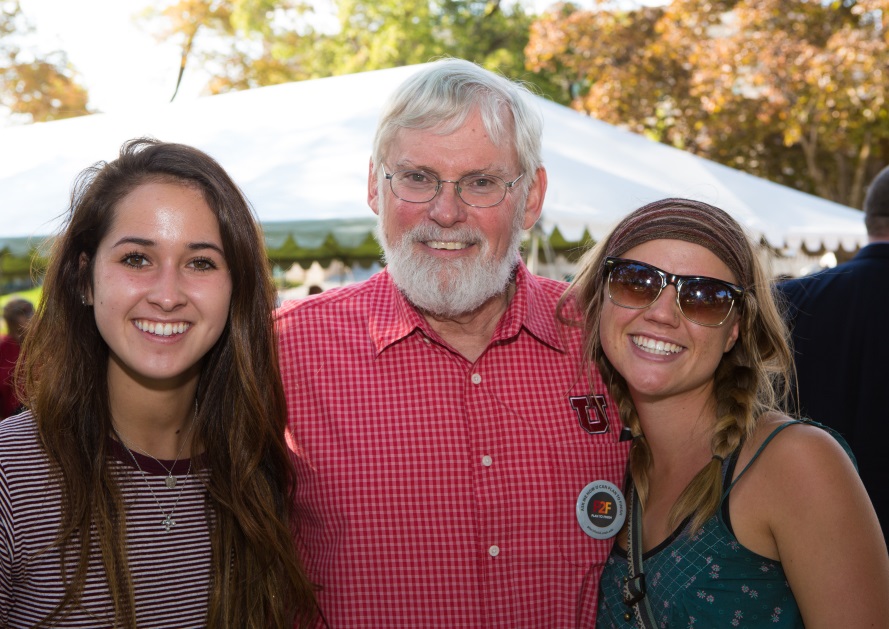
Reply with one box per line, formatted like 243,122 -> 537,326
0,411 -> 46,468
734,419 -> 889,626
0,410 -> 38,442
726,412 -> 863,561
735,412 -> 860,521
744,413 -> 851,471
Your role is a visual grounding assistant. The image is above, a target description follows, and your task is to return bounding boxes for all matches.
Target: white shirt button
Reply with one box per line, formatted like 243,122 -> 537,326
482,455 -> 493,467
471,373 -> 482,385
422,336 -> 431,344
488,545 -> 500,557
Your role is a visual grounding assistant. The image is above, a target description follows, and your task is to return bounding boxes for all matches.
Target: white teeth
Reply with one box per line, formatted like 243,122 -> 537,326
426,241 -> 469,250
632,335 -> 683,355
135,320 -> 189,337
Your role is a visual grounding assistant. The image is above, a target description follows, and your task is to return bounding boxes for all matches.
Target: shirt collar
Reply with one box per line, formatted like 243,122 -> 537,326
367,270 -> 428,355
368,262 -> 567,357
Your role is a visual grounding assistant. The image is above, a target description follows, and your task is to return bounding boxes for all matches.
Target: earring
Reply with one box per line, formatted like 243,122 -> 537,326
81,294 -> 87,306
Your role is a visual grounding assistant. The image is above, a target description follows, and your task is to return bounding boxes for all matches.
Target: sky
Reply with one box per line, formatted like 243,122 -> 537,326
18,0 -> 207,115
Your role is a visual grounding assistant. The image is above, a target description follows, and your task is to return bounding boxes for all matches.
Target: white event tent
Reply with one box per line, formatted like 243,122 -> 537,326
0,63 -> 867,270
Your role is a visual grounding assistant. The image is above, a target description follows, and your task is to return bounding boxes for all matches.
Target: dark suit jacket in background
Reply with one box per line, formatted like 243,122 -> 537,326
777,243 -> 889,540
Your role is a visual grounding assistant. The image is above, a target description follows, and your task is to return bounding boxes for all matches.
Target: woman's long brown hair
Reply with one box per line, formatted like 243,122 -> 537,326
20,138 -> 316,628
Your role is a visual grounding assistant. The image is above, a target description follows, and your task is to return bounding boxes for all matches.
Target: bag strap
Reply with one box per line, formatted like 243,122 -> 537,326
623,484 -> 658,629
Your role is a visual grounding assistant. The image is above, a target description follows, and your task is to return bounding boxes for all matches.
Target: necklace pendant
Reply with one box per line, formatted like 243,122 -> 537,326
165,475 -> 177,489
162,515 -> 176,531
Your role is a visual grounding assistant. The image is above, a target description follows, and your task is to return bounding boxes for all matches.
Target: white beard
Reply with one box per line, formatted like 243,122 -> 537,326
376,211 -> 524,318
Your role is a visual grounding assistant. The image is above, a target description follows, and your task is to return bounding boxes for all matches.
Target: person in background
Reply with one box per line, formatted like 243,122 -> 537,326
0,298 -> 33,418
1,138 -> 316,628
777,164 -> 889,541
564,198 -> 889,627
277,58 -> 629,627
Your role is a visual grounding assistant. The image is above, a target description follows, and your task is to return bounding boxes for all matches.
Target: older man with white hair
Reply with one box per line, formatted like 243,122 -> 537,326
277,58 -> 629,627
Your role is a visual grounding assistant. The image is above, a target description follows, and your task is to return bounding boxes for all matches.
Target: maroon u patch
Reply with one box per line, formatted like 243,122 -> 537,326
568,395 -> 610,434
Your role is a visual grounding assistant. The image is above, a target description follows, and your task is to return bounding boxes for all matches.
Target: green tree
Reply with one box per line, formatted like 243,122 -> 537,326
142,0 -> 536,94
526,0 -> 889,208
0,0 -> 90,122
313,0 -> 533,77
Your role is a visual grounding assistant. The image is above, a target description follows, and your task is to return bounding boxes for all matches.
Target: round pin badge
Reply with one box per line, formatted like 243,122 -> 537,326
576,480 -> 626,539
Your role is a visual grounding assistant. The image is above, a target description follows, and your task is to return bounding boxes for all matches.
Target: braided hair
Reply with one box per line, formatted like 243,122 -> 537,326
561,198 -> 793,532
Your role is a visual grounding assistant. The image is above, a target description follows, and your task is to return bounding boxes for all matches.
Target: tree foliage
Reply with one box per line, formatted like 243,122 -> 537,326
0,0 -> 90,122
141,0 -> 535,94
526,0 -> 889,208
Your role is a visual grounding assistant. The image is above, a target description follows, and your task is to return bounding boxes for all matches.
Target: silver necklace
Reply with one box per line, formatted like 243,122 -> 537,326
115,400 -> 197,489
110,401 -> 198,532
113,425 -> 193,532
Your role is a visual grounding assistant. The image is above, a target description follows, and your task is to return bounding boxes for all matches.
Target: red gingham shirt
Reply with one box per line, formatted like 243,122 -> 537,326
277,263 -> 629,628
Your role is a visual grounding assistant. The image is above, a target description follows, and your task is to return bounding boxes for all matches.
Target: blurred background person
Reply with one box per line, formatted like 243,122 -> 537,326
777,164 -> 889,541
0,298 -> 34,418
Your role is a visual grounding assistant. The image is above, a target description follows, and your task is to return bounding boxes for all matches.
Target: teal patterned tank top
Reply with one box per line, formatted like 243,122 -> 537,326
595,421 -> 852,628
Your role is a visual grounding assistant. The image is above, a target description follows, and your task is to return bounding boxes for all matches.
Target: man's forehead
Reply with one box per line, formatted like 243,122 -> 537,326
391,157 -> 509,178
387,126 -> 519,174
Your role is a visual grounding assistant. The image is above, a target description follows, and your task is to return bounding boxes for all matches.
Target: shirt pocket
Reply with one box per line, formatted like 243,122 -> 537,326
547,435 -> 629,568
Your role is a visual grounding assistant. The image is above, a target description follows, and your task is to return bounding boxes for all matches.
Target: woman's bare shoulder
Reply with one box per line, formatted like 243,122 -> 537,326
745,412 -> 846,463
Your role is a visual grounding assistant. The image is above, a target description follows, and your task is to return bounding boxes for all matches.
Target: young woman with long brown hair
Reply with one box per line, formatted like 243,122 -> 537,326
0,138 -> 316,628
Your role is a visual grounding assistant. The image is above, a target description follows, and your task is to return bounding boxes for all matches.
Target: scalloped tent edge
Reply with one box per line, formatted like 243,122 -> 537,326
0,63 -> 867,280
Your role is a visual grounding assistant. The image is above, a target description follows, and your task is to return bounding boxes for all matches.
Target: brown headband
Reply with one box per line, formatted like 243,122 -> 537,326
605,199 -> 750,288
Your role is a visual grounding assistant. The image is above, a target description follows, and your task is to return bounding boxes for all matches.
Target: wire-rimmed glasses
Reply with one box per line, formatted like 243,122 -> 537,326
384,168 -> 524,208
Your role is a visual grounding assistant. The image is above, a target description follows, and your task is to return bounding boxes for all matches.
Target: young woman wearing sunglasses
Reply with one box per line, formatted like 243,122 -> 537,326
0,139 -> 317,628
563,198 -> 889,627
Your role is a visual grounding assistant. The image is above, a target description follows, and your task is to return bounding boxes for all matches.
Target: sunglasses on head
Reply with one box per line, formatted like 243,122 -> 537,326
603,256 -> 744,327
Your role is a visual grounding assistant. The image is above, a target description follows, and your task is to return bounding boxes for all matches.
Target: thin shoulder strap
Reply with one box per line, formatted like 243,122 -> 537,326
725,420 -> 803,494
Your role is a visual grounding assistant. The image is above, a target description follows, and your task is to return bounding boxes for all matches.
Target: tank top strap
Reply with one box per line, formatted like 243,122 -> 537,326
725,419 -> 857,498
724,420 -> 803,495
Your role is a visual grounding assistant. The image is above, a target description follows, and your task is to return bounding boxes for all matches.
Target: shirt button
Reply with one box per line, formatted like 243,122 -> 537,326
422,336 -> 431,344
471,373 -> 482,385
488,545 -> 500,557
482,455 -> 493,467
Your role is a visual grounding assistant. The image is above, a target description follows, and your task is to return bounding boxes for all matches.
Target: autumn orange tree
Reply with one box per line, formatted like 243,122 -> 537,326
526,0 -> 889,208
0,0 -> 90,122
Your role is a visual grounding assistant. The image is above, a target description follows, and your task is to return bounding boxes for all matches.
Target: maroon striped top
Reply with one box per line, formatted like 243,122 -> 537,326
0,412 -> 212,628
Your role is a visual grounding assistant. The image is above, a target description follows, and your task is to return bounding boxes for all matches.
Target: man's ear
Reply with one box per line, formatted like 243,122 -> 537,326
368,158 -> 381,216
521,166 -> 547,231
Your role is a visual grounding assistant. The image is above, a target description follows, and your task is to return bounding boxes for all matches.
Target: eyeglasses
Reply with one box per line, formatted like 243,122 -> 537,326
384,168 -> 524,208
604,256 -> 744,327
